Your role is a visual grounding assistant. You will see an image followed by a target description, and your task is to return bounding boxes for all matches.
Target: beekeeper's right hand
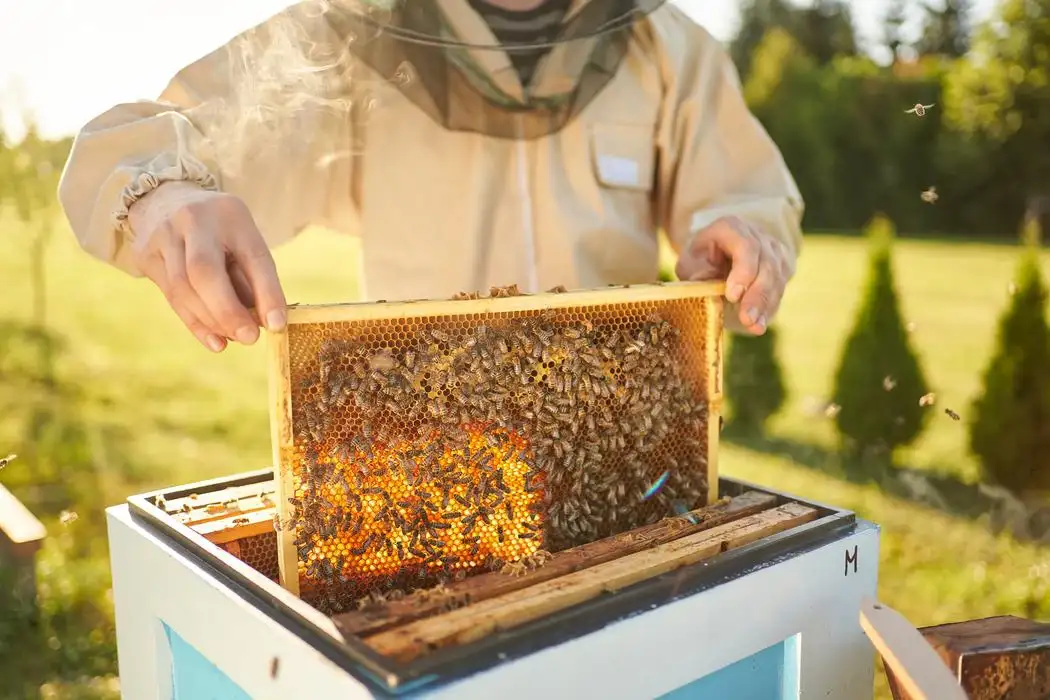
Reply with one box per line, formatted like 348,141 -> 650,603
128,182 -> 288,353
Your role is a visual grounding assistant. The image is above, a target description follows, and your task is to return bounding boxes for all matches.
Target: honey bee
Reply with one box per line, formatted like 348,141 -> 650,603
500,560 -> 529,577
944,408 -> 961,421
921,186 -> 938,204
269,656 -> 280,680
919,393 -> 937,407
905,103 -> 935,117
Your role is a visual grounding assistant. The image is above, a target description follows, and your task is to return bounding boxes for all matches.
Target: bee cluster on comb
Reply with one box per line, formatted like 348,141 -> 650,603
271,283 -> 721,614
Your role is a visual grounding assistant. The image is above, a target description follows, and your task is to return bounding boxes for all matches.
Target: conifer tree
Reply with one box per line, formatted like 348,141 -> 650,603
969,218 -> 1050,496
831,215 -> 930,463
725,326 -> 787,435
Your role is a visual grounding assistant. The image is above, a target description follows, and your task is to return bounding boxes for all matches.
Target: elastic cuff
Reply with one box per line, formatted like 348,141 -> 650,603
112,155 -> 218,241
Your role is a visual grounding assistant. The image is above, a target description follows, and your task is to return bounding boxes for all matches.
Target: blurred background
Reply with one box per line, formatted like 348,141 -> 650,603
0,0 -> 1048,698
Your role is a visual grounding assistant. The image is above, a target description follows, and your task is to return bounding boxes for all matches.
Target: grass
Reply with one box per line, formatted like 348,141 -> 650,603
1,211 -> 1048,699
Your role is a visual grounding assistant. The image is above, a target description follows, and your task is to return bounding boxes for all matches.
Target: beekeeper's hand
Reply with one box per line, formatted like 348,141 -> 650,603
675,216 -> 795,336
128,182 -> 288,352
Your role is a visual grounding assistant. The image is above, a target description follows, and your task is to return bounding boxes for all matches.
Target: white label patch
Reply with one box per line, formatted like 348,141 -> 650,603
690,210 -> 711,234
597,155 -> 640,188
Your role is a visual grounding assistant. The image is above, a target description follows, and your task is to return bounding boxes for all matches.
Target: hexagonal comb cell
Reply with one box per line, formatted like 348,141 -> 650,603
231,531 -> 280,583
270,283 -> 723,614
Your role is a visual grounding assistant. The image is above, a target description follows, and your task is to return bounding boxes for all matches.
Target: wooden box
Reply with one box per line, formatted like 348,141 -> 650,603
885,616 -> 1050,700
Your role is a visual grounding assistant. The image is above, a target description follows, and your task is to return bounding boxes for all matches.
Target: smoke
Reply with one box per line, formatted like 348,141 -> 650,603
196,0 -> 390,179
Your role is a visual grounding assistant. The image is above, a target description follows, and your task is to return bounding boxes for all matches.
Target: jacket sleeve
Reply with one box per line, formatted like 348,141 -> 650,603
57,2 -> 357,277
653,9 -> 804,267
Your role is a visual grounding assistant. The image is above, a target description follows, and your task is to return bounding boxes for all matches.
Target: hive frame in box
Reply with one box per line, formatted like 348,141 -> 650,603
123,472 -> 873,697
267,281 -> 726,597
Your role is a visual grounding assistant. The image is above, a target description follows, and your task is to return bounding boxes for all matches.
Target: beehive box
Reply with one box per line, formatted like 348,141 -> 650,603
267,282 -> 724,612
124,470 -> 879,698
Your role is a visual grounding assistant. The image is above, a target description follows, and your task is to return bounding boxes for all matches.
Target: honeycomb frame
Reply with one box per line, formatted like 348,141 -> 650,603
268,281 -> 725,601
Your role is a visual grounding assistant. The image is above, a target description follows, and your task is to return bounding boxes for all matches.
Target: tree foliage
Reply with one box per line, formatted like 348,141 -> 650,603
731,0 -> 858,80
942,0 -> 1050,232
724,326 -> 787,435
830,216 -> 931,462
917,0 -> 974,58
969,219 -> 1050,496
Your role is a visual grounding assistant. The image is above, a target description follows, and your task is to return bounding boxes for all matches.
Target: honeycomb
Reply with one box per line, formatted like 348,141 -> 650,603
274,283 -> 721,613
222,531 -> 281,583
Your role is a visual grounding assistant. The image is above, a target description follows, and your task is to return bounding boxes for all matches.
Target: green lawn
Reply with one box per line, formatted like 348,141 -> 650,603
1,212 -> 1047,698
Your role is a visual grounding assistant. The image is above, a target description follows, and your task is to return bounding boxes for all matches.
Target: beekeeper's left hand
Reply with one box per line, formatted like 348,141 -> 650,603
675,216 -> 795,336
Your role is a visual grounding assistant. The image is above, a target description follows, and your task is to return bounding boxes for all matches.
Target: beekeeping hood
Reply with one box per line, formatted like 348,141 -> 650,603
322,0 -> 667,139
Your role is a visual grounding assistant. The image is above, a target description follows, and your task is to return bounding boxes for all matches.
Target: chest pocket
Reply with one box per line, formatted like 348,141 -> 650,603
588,122 -> 657,229
579,122 -> 659,284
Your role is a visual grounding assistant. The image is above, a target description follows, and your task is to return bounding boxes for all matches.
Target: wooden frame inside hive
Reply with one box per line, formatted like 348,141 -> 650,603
267,282 -> 725,607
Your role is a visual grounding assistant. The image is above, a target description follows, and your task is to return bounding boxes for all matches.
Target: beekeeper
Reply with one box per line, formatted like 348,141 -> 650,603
58,0 -> 803,354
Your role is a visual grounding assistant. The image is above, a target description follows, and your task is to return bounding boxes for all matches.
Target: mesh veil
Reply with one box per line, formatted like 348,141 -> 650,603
319,0 -> 668,140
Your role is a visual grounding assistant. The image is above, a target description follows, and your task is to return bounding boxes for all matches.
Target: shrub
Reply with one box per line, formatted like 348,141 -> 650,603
724,325 -> 787,435
830,215 -> 930,464
969,218 -> 1050,497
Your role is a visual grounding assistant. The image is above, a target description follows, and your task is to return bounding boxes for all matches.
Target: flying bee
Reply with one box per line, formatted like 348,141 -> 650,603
905,103 -> 935,117
944,408 -> 961,421
921,186 -> 938,204
919,392 -> 937,407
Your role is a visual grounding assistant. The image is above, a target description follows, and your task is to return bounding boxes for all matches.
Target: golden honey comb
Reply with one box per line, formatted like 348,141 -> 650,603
268,282 -> 724,612
225,531 -> 280,583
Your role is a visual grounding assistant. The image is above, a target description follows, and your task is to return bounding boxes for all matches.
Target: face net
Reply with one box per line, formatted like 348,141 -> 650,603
320,0 -> 668,139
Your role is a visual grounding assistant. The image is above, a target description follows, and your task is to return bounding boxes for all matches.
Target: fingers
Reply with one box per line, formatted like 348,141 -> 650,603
690,218 -> 759,304
738,233 -> 791,334
184,232 -> 260,345
737,255 -> 782,335
163,242 -> 232,351
141,254 -> 227,353
230,224 -> 287,332
686,217 -> 794,336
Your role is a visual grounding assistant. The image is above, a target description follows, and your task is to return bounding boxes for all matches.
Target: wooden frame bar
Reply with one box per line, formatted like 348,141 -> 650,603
334,490 -> 775,638
364,501 -> 817,662
267,281 -> 726,598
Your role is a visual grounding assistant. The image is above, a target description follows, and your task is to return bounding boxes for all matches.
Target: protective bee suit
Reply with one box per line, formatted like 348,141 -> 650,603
58,0 -> 803,347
